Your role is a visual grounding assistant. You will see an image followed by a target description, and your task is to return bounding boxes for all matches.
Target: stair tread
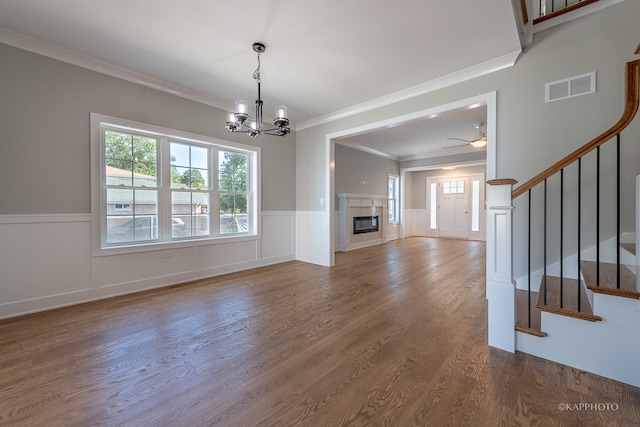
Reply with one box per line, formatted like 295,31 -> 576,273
536,276 -> 601,322
515,289 -> 547,337
621,242 -> 636,256
580,261 -> 639,299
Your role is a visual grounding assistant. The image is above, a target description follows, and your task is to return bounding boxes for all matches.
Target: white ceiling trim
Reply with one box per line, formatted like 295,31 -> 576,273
295,50 -> 520,132
0,27 -> 233,112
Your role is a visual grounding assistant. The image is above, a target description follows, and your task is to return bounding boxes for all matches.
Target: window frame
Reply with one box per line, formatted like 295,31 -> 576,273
91,113 -> 261,256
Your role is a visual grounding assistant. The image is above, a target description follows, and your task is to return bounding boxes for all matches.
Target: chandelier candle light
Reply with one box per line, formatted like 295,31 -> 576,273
225,42 -> 290,138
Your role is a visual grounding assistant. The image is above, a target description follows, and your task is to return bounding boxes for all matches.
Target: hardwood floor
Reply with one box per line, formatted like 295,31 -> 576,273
1,237 -> 639,426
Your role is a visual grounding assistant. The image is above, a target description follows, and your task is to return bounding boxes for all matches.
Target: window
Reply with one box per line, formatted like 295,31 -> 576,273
104,130 -> 158,244
429,182 -> 437,230
92,114 -> 259,251
219,151 -> 249,233
388,175 -> 400,222
471,179 -> 480,232
170,142 -> 210,238
443,180 -> 465,194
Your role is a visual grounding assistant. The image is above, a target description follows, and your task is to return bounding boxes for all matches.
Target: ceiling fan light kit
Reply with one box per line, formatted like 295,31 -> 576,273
444,122 -> 487,149
225,42 -> 290,138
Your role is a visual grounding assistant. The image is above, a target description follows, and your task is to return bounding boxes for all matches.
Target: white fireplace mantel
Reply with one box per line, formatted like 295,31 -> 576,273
337,193 -> 387,252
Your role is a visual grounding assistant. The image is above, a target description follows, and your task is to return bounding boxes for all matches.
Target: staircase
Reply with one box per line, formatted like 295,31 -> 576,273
486,55 -> 640,388
516,241 -> 639,337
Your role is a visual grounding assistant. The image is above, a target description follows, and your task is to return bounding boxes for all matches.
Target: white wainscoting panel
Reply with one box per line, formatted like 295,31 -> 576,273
296,211 -> 330,266
402,209 -> 427,237
387,221 -> 399,241
101,246 -> 196,287
261,211 -> 295,262
0,214 -> 91,306
0,212 -> 296,319
403,210 -> 415,237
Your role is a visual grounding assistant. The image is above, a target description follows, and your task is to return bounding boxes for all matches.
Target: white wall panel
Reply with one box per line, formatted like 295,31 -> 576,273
0,215 -> 91,302
198,240 -> 258,269
296,211 -> 330,266
261,212 -> 295,260
101,246 -> 194,287
0,212 -> 296,319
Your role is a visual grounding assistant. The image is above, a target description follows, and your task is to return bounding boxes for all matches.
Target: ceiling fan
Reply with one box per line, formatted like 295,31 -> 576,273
443,123 -> 487,149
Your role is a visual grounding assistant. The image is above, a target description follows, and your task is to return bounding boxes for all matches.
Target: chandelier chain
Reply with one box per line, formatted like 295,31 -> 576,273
253,53 -> 261,84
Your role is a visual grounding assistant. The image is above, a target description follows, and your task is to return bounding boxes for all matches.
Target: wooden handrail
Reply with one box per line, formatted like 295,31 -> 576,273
488,179 -> 518,186
520,0 -> 529,25
533,0 -> 600,25
512,58 -> 640,199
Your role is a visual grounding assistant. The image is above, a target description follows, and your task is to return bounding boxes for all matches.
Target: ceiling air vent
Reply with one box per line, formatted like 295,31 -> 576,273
545,71 -> 596,103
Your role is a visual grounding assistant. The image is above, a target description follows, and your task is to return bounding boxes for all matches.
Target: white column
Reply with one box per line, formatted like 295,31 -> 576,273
486,179 -> 517,352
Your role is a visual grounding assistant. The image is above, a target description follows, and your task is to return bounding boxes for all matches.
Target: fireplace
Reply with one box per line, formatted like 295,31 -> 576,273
337,193 -> 386,252
353,216 -> 379,234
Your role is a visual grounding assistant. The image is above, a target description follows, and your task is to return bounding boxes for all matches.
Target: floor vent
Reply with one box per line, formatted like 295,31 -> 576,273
545,71 -> 596,103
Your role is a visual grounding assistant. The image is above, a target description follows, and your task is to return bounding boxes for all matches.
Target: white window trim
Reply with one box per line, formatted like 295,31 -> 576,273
90,113 -> 261,256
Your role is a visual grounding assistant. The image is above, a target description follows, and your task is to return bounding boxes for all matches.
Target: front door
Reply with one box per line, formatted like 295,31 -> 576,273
438,178 -> 469,239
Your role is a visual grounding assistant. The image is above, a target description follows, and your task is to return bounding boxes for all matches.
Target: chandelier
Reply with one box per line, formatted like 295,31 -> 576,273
225,42 -> 290,138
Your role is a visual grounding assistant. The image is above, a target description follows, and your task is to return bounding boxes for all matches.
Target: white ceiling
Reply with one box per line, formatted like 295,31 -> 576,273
337,104 -> 489,161
0,0 -> 522,160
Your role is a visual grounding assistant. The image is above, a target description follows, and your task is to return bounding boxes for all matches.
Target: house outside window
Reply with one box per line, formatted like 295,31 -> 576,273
91,114 -> 259,252
388,174 -> 400,222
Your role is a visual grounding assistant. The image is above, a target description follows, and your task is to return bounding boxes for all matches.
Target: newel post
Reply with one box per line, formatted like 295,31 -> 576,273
486,179 -> 517,352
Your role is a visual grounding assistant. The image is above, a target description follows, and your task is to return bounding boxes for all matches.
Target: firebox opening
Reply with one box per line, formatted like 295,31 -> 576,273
353,216 -> 379,234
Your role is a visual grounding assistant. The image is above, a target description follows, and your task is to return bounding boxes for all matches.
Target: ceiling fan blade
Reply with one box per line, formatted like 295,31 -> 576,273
442,143 -> 470,149
446,137 -> 472,143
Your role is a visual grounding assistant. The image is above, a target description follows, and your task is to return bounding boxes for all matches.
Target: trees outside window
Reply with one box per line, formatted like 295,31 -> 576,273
219,151 -> 248,233
95,115 -> 257,250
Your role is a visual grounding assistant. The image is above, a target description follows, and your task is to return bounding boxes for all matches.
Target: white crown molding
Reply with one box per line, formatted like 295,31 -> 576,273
295,50 -> 521,131
0,27 -> 233,112
0,27 -> 519,134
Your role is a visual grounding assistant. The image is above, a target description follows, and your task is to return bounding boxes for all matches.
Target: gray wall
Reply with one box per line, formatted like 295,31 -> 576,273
297,0 -> 640,276
335,144 -> 399,196
0,43 -> 296,215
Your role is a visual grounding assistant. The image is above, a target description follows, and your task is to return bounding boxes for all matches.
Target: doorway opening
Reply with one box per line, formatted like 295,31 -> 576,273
326,92 -> 496,266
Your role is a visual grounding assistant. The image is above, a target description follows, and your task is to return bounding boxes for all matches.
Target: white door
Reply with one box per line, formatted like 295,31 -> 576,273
439,178 -> 469,239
